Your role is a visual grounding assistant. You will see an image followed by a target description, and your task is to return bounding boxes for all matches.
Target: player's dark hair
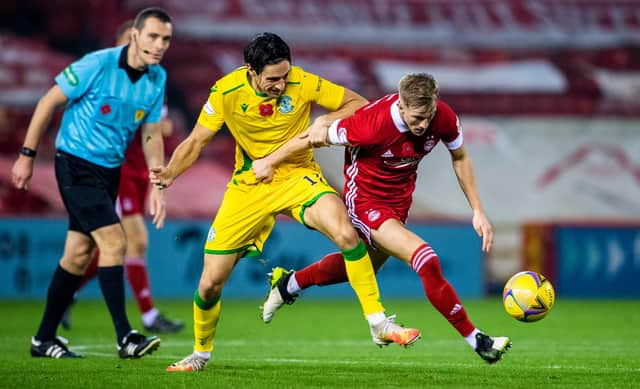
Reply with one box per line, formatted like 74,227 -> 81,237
244,32 -> 291,75
133,7 -> 172,30
398,73 -> 439,109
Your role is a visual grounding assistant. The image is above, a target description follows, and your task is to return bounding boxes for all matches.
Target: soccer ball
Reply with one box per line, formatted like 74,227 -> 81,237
502,271 -> 555,322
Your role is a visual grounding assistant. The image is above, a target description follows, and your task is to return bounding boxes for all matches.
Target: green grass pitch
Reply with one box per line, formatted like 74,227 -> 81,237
1,298 -> 639,388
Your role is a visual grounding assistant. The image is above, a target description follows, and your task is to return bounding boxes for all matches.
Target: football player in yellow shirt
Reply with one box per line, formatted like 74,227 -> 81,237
151,32 -> 420,372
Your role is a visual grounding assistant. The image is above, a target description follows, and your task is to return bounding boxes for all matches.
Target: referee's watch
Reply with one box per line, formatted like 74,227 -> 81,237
19,146 -> 37,158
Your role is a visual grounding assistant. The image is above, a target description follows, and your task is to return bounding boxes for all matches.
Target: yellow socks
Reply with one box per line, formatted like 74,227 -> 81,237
342,240 -> 385,316
193,290 -> 221,354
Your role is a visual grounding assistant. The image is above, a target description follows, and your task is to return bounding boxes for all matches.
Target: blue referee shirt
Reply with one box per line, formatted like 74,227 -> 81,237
54,46 -> 166,168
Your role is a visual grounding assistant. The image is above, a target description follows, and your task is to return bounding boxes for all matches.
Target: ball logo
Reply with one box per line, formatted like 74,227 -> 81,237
367,209 -> 381,222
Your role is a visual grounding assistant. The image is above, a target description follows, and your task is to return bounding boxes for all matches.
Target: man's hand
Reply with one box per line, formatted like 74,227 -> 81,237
472,209 -> 494,253
149,166 -> 175,190
306,117 -> 331,147
11,155 -> 35,191
252,157 -> 275,183
148,186 -> 166,229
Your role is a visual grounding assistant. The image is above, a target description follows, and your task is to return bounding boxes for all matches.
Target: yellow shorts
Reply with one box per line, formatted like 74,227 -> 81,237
204,165 -> 337,257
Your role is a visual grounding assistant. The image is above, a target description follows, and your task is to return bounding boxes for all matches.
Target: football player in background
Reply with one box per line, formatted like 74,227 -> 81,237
61,20 -> 184,335
151,32 -> 420,372
255,72 -> 512,364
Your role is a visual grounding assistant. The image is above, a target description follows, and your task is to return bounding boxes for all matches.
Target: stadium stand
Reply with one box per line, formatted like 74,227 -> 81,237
1,0 -> 639,216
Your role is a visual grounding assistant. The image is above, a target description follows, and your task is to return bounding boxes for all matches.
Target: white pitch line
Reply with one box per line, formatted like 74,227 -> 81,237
67,341 -> 640,373
62,352 -> 640,373
71,338 -> 411,350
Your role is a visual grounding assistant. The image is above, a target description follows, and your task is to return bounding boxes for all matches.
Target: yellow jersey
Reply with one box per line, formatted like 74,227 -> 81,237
197,65 -> 345,177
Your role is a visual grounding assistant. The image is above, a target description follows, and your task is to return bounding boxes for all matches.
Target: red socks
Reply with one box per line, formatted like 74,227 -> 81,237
78,250 -> 99,289
77,252 -> 155,315
294,252 -> 347,289
294,243 -> 476,338
411,243 -> 475,337
124,257 -> 154,314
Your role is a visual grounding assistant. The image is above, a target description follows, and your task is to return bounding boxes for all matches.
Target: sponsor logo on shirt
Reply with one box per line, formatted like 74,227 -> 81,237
259,103 -> 274,116
203,101 -> 215,115
381,150 -> 394,158
100,104 -> 112,115
135,109 -> 145,122
277,95 -> 294,113
241,103 -> 248,112
383,158 -> 420,168
62,65 -> 79,86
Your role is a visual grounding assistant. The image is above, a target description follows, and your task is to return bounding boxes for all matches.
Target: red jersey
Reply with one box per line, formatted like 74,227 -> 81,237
329,94 -> 462,211
120,104 -> 168,180
120,127 -> 148,180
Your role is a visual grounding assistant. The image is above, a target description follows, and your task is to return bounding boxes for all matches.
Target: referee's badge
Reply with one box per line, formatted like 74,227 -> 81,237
135,109 -> 145,122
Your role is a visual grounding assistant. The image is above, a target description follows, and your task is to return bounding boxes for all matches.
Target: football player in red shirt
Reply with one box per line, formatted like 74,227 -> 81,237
255,73 -> 511,363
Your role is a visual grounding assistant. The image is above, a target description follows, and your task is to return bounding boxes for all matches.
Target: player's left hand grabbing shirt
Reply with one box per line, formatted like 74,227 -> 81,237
196,66 -> 345,180
54,46 -> 166,168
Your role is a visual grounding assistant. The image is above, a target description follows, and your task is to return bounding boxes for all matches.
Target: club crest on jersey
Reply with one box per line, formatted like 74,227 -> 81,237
207,227 -> 216,242
203,101 -> 215,116
277,95 -> 294,113
122,198 -> 133,212
259,103 -> 274,116
367,209 -> 381,222
424,137 -> 437,152
135,109 -> 145,122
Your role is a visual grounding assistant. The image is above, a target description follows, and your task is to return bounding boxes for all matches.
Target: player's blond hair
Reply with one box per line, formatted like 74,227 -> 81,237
398,73 -> 439,109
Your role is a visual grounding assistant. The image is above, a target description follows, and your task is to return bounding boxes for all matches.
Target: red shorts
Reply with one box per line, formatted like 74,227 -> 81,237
116,173 -> 148,217
345,197 -> 410,246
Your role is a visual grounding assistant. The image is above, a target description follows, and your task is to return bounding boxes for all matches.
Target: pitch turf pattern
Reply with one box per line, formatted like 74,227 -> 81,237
1,299 -> 639,388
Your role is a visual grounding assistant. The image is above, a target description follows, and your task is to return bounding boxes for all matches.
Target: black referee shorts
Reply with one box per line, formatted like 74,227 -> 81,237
55,150 -> 121,235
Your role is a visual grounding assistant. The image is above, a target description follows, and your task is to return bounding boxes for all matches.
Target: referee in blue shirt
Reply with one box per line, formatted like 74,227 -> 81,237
11,7 -> 172,359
